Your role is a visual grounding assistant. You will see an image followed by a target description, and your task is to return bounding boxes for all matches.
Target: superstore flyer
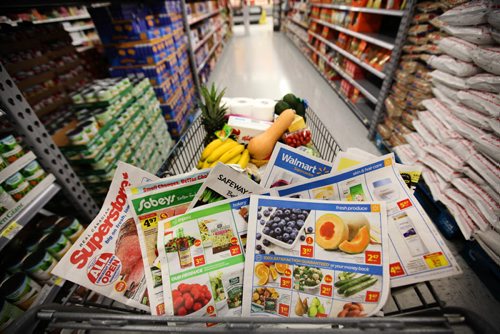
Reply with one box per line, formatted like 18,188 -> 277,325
158,196 -> 251,321
52,162 -> 159,312
242,195 -> 389,319
273,154 -> 462,287
260,143 -> 333,188
126,169 -> 209,315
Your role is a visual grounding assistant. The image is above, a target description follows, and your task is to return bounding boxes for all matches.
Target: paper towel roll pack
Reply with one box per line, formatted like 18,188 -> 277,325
220,97 -> 276,121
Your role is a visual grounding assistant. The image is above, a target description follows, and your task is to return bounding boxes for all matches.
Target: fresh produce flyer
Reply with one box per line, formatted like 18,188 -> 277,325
273,154 -> 462,287
126,169 -> 209,315
188,162 -> 264,210
242,195 -> 389,319
52,162 -> 159,312
158,196 -> 251,321
260,143 -> 333,189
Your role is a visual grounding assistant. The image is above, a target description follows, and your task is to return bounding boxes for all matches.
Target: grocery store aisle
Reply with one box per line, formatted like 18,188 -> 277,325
210,23 -> 379,154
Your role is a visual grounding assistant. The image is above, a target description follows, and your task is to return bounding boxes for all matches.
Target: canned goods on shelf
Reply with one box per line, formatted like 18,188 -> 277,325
3,172 -> 32,202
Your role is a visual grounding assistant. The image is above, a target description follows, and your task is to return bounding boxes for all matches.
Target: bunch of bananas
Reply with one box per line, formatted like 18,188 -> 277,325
197,138 -> 250,169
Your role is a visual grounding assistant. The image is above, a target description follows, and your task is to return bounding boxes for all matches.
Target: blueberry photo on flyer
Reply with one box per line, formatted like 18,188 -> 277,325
242,195 -> 390,319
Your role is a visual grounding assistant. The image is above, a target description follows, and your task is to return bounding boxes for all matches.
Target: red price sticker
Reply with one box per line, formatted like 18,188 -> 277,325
365,251 -> 381,265
397,199 -> 412,210
300,245 -> 314,258
365,291 -> 380,303
230,237 -> 238,245
278,303 -> 290,317
229,245 -> 241,256
306,236 -> 313,245
324,274 -> 333,284
284,268 -> 292,277
194,239 -> 201,247
114,281 -> 126,292
389,262 -> 405,277
320,284 -> 332,297
194,255 -> 206,267
280,277 -> 292,289
207,305 -> 215,315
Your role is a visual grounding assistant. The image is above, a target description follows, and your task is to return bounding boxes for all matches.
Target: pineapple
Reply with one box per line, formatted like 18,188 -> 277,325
199,84 -> 227,145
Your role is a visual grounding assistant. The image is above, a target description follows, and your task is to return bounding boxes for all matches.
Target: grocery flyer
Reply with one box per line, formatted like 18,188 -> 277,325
260,143 -> 333,188
52,162 -> 159,312
126,169 -> 209,315
242,195 -> 389,319
158,196 -> 251,321
273,154 -> 462,287
188,163 -> 264,210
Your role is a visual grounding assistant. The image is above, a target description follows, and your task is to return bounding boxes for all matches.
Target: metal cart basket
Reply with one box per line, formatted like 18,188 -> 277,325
9,107 -> 496,333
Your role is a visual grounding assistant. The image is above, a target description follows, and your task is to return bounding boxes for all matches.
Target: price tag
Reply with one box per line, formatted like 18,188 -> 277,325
278,303 -> 290,317
397,199 -> 412,210
365,291 -> 380,303
389,262 -> 405,277
324,275 -> 333,284
280,277 -> 292,289
300,245 -> 314,258
229,245 -> 241,256
365,251 -> 381,265
320,284 -> 332,297
194,255 -> 206,267
1,221 -> 22,240
424,252 -> 449,269
140,213 -> 157,230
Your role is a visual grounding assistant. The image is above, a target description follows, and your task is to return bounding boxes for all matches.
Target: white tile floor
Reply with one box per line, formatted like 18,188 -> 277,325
209,21 -> 379,155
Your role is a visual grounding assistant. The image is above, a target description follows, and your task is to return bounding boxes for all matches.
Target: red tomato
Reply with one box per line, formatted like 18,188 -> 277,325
184,295 -> 194,310
177,307 -> 187,316
173,296 -> 184,310
193,302 -> 202,311
172,290 -> 181,299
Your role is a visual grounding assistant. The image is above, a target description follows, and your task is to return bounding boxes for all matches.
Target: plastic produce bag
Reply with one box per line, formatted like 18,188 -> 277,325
438,1 -> 489,26
491,27 -> 500,44
432,82 -> 459,100
446,100 -> 493,131
471,47 -> 500,75
487,9 -> 500,30
466,73 -> 500,93
438,37 -> 476,62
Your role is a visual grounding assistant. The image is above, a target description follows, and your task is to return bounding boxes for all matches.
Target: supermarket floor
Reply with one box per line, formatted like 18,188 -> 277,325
209,21 -> 379,154
209,24 -> 500,330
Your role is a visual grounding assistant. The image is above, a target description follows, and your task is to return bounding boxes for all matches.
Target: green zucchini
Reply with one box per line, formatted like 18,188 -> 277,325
337,275 -> 371,294
334,273 -> 356,287
343,278 -> 378,297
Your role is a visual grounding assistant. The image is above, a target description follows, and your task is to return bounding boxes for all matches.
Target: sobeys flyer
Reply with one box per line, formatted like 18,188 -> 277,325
242,195 -> 389,320
158,196 -> 251,322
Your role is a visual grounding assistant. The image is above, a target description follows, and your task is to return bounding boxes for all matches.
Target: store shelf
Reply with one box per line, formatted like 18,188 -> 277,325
196,39 -> 222,73
188,8 -> 223,26
311,18 -> 395,50
194,24 -> 223,51
291,17 -> 308,29
288,27 -> 309,44
308,31 -> 380,103
76,45 -> 94,52
64,24 -> 94,32
287,34 -> 372,126
309,30 -> 385,79
0,151 -> 36,184
33,14 -> 90,24
0,175 -> 59,252
311,3 -> 404,16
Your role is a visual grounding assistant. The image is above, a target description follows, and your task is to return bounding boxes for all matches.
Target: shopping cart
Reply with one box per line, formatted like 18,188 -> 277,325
8,107 -> 497,333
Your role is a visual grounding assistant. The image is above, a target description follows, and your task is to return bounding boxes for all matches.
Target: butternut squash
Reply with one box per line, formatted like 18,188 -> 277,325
247,109 -> 296,160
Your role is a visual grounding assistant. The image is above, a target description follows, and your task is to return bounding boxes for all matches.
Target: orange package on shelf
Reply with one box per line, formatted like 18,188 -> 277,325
340,79 -> 355,98
344,60 -> 365,79
351,0 -> 369,6
311,7 -> 320,19
337,32 -> 350,49
348,12 -> 381,33
350,88 -> 365,104
321,26 -> 334,40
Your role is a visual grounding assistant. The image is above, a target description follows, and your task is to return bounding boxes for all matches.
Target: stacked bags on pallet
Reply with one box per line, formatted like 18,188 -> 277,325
393,1 -> 499,264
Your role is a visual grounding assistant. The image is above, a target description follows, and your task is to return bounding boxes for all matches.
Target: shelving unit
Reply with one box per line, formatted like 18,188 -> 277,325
283,0 -> 415,130
32,13 -> 90,24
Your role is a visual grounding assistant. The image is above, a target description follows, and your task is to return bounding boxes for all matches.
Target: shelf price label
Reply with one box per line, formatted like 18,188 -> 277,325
365,251 -> 381,265
278,303 -> 290,317
194,255 -> 206,267
365,291 -> 380,303
280,277 -> 292,289
300,245 -> 314,258
140,213 -> 158,230
389,262 -> 405,277
320,284 -> 332,297
397,199 -> 412,210
0,221 -> 22,240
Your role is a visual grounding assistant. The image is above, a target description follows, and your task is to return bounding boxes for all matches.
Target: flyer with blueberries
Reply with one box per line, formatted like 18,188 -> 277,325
260,143 -> 333,189
242,195 -> 389,319
158,196 -> 251,322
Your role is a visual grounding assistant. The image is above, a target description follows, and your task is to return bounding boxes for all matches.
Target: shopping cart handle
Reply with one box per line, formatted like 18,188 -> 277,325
89,319 -> 128,327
